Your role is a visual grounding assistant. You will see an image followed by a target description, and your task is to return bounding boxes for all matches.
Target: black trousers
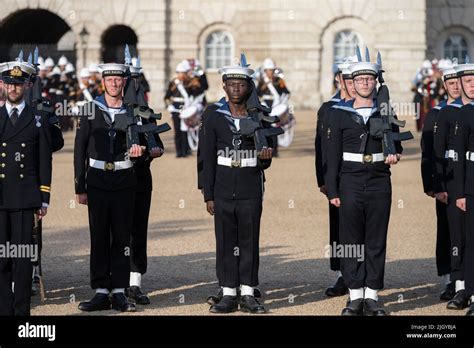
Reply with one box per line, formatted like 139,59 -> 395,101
87,187 -> 135,290
339,189 -> 392,290
214,198 -> 262,288
329,203 -> 341,271
465,195 -> 474,297
446,196 -> 465,282
32,219 -> 42,268
435,199 -> 451,276
172,113 -> 189,157
0,209 -> 34,316
130,190 -> 152,275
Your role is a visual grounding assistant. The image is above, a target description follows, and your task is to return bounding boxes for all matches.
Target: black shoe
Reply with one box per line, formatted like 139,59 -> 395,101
239,295 -> 266,314
209,295 -> 238,314
31,276 -> 40,296
254,288 -> 262,298
447,290 -> 470,310
78,293 -> 111,312
207,288 -> 223,306
341,298 -> 364,316
466,303 -> 474,316
440,282 -> 456,301
112,293 -> 136,312
128,286 -> 150,305
363,299 -> 387,316
325,276 -> 348,297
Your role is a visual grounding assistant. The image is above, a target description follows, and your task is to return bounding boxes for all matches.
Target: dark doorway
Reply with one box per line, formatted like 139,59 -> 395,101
101,25 -> 138,63
0,9 -> 75,64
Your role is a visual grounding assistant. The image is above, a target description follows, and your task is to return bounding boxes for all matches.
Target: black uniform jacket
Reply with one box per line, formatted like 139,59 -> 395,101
315,92 -> 341,187
325,100 -> 403,200
0,103 -> 52,209
433,98 -> 464,194
74,97 -> 140,194
420,100 -> 446,194
202,98 -> 272,202
453,102 -> 474,199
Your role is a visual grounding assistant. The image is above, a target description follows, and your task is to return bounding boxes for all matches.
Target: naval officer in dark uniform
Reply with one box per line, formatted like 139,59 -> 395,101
202,55 -> 274,314
325,58 -> 402,316
74,63 -> 146,312
0,59 -> 53,316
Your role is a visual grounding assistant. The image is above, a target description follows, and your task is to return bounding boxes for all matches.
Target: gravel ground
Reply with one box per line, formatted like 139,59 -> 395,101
30,110 -> 459,316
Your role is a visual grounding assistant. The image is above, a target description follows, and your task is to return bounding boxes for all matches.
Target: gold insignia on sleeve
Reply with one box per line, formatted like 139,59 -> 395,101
40,185 -> 51,193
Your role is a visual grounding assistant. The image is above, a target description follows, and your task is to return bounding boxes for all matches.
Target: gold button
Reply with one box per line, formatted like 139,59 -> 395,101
0,174 -> 5,179
1,153 -> 5,158
20,164 -> 24,168
21,154 -> 24,158
1,163 -> 4,168
21,143 -> 26,148
2,143 -> 6,147
19,174 -> 24,179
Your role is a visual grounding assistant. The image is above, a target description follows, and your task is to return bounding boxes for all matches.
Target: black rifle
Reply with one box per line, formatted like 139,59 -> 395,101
370,52 -> 413,156
114,76 -> 171,150
240,84 -> 284,154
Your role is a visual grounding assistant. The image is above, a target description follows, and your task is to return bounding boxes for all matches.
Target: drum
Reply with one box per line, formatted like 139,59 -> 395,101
180,105 -> 200,128
270,103 -> 290,126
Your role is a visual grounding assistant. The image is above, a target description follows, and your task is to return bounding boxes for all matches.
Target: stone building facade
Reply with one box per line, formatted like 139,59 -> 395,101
1,0 -> 474,110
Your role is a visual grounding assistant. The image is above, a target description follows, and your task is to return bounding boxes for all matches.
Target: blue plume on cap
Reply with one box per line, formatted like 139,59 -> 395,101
466,55 -> 471,64
376,51 -> 382,69
240,53 -> 250,67
124,44 -> 131,65
17,50 -> 24,62
27,52 -> 32,64
356,46 -> 362,63
365,46 -> 370,62
33,47 -> 39,65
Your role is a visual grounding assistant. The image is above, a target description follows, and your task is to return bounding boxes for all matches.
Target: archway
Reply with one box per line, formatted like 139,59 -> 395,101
0,9 -> 74,63
101,25 -> 138,63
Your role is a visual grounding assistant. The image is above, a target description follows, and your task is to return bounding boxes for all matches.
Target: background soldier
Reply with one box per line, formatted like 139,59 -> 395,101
326,57 -> 402,316
315,57 -> 356,298
164,60 -> 205,158
74,62 -> 145,313
420,64 -> 460,301
256,58 -> 290,157
0,58 -> 53,316
202,55 -> 274,314
127,60 -> 165,305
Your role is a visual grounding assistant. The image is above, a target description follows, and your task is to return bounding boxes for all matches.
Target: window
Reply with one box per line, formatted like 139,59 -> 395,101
444,34 -> 468,63
333,30 -> 361,63
205,31 -> 233,69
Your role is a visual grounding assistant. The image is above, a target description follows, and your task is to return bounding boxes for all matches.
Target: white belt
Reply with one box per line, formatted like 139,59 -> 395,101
467,151 -> 474,161
217,156 -> 257,168
445,150 -> 457,159
343,152 -> 384,163
171,97 -> 185,102
261,95 -> 274,100
89,158 -> 133,171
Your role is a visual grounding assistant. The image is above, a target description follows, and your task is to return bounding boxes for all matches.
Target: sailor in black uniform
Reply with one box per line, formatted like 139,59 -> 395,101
202,55 -> 274,314
325,58 -> 402,316
420,65 -> 460,301
433,61 -> 474,310
74,63 -> 146,312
